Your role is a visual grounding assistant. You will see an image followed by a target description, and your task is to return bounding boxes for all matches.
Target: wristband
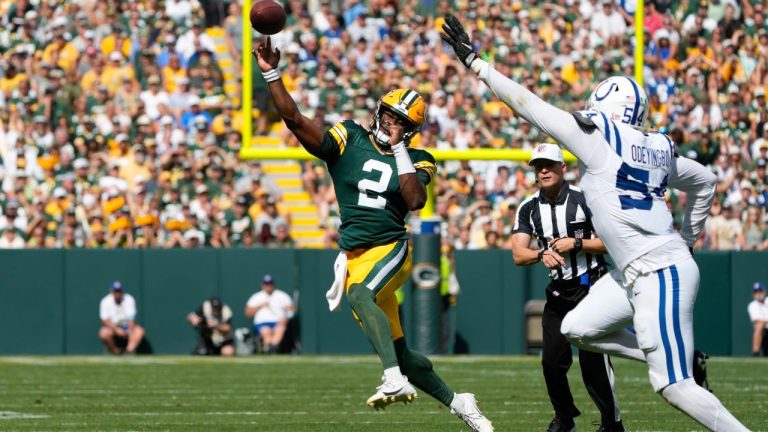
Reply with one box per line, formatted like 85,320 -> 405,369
262,68 -> 281,82
537,249 -> 545,262
470,57 -> 483,74
573,238 -> 582,252
391,142 -> 416,175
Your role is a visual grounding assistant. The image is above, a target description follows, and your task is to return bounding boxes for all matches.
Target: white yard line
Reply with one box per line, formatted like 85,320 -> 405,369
0,411 -> 49,419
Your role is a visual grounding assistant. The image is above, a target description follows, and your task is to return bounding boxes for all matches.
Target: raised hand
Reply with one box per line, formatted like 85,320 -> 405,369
253,37 -> 281,72
440,15 -> 477,68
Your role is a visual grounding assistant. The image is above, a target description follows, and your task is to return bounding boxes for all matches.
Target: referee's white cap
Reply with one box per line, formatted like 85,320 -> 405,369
529,143 -> 564,164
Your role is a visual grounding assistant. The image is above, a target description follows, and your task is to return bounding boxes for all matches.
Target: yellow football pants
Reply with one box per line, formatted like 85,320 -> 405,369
345,239 -> 411,340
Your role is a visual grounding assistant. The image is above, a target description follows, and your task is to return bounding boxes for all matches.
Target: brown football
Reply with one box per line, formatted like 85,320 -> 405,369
250,0 -> 287,35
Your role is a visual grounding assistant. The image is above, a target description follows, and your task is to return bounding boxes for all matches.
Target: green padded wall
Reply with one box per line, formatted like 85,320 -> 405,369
454,250 -> 507,354
692,252 -> 732,356
0,250 -> 765,355
141,249 -> 219,354
0,250 -> 64,354
296,249 -> 371,354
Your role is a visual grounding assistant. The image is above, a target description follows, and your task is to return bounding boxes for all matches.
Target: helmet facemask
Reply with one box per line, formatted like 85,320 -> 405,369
371,104 -> 420,148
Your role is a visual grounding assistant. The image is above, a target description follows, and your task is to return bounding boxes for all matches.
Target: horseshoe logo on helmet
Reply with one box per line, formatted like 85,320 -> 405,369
594,81 -> 618,101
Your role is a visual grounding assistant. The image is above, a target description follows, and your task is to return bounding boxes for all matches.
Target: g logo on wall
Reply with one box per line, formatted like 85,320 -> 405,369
412,263 -> 440,290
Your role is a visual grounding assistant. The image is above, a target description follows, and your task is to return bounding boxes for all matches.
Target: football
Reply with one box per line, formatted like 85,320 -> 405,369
250,0 -> 287,35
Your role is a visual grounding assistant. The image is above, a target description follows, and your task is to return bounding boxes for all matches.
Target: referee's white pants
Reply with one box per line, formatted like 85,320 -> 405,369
562,258 -> 698,391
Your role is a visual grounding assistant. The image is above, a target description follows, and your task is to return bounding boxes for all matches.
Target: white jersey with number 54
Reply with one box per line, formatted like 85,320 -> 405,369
574,110 -> 681,273
471,59 -> 717,282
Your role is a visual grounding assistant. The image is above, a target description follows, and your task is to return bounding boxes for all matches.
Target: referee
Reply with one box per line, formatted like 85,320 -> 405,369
511,144 -> 623,432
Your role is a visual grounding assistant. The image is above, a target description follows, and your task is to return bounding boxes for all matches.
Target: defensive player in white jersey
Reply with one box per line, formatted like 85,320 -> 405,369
442,15 -> 750,431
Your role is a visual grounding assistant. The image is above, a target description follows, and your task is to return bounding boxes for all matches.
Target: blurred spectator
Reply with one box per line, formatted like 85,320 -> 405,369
743,205 -> 768,251
255,196 -> 287,244
748,282 -> 768,357
266,223 -> 295,248
712,203 -> 746,250
187,296 -> 235,356
98,281 -> 145,355
244,274 -> 295,354
175,21 -> 216,65
0,0 -> 765,252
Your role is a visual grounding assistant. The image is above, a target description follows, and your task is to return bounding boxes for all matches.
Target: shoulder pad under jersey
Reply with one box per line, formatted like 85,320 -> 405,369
571,110 -> 598,132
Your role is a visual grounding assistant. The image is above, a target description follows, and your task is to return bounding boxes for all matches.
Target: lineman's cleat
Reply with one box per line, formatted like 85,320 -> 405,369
366,376 -> 417,410
450,393 -> 494,432
693,350 -> 710,392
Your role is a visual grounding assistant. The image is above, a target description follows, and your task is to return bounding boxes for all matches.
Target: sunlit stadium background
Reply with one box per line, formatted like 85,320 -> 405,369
1,0 -> 767,430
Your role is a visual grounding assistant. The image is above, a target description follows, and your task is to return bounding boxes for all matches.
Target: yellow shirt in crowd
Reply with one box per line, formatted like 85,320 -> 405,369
162,66 -> 187,94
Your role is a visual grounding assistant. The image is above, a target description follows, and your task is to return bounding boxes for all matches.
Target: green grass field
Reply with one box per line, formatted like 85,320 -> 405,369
0,356 -> 764,432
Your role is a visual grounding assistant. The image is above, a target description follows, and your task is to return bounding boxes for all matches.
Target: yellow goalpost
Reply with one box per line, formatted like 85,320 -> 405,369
237,0 -> 643,214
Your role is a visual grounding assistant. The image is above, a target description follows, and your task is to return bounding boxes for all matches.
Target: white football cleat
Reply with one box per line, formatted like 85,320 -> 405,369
450,393 -> 494,432
366,376 -> 417,410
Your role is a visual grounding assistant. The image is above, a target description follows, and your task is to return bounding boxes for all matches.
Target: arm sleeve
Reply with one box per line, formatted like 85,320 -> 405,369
512,200 -> 534,235
125,296 -> 137,321
318,120 -> 359,163
318,130 -> 341,162
245,293 -> 259,308
412,151 -> 437,185
222,305 -> 233,323
748,303 -> 758,322
99,299 -> 109,321
470,59 -> 605,169
668,156 -> 717,246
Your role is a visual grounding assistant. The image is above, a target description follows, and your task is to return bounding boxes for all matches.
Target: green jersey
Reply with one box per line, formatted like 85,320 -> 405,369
316,120 -> 436,250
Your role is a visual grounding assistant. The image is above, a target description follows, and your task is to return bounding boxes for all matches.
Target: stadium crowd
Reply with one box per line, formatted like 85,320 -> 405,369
0,0 -> 766,251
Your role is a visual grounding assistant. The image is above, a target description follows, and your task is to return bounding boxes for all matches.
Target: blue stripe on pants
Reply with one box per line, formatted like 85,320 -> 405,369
657,269 -> 675,384
670,265 -> 688,379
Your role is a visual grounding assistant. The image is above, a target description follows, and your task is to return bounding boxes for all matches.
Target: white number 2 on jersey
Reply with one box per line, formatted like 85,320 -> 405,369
357,159 -> 392,209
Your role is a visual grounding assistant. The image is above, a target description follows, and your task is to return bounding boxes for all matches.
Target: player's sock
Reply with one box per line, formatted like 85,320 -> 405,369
394,338 -> 454,406
383,366 -> 405,382
660,379 -> 749,431
347,284 -> 398,369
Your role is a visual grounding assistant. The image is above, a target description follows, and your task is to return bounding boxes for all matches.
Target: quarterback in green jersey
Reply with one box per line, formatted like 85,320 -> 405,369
254,38 -> 493,431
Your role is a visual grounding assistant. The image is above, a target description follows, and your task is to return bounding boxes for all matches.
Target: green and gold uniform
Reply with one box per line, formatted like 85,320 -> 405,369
315,119 -> 436,340
316,120 -> 436,251
306,90 -> 457,410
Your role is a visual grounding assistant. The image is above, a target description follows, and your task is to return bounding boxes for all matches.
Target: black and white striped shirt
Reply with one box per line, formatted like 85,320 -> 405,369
513,184 -> 605,281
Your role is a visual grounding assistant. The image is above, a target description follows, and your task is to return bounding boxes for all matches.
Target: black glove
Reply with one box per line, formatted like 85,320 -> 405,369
440,15 -> 477,68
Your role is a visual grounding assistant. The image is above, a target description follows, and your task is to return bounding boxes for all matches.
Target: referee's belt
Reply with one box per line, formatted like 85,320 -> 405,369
551,265 -> 608,289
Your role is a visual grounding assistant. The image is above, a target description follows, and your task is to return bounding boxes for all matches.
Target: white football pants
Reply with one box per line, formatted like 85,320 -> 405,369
562,258 -> 750,430
561,259 -> 699,391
